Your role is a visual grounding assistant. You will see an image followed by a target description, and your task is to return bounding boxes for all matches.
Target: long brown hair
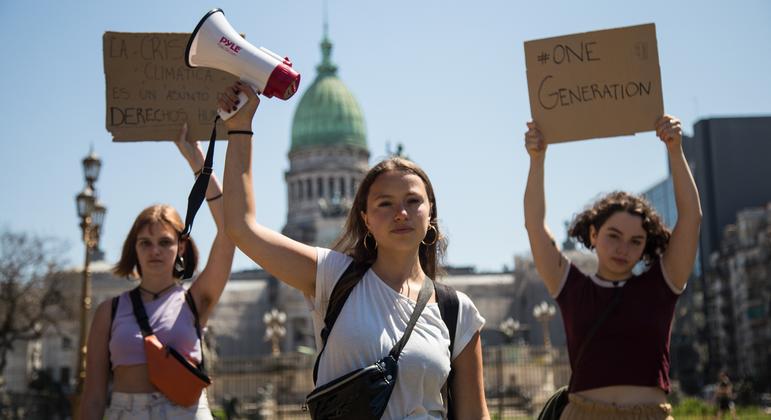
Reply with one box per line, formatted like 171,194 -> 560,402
332,157 -> 447,279
568,191 -> 670,265
113,204 -> 199,278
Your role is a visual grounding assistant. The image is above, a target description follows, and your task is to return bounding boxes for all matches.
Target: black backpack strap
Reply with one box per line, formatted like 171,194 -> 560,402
128,287 -> 207,369
434,282 -> 459,420
111,296 -> 119,322
184,290 -> 206,370
180,116 -> 220,279
128,288 -> 153,337
312,260 -> 368,385
434,282 -> 459,357
108,296 -> 120,373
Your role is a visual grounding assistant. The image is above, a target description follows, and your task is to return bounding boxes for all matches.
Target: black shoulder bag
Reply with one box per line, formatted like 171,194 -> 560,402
305,268 -> 434,420
537,289 -> 622,420
128,288 -> 211,407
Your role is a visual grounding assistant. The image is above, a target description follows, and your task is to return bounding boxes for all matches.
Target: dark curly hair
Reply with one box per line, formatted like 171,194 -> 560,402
568,191 -> 670,265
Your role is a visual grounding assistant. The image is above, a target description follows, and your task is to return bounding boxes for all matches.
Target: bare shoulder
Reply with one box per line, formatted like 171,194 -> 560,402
92,297 -> 116,331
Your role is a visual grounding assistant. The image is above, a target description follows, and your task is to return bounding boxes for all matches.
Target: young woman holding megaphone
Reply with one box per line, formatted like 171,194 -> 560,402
523,115 -> 701,420
79,124 -> 235,420
220,81 -> 490,420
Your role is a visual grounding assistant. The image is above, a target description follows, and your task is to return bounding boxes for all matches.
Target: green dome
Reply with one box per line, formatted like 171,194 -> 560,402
290,36 -> 367,152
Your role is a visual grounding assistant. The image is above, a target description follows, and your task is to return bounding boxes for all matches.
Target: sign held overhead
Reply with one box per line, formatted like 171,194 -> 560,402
524,23 -> 664,143
103,32 -> 238,142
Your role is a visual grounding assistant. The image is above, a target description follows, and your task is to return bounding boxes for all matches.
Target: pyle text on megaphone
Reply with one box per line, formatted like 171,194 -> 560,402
186,8 -> 301,120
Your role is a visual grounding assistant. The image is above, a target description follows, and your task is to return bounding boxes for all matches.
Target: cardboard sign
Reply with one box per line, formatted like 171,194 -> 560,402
103,32 -> 238,142
524,24 -> 663,143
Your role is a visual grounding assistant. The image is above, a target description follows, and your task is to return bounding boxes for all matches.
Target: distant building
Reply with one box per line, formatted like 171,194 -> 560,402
682,117 -> 771,278
641,116 -> 771,392
491,249 -> 597,349
642,175 -> 706,393
643,177 -> 677,228
682,116 -> 771,382
282,29 -> 369,247
3,262 -> 135,391
705,204 -> 771,389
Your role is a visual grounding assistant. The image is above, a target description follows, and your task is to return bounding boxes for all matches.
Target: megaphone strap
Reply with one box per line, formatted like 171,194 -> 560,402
180,116 -> 220,278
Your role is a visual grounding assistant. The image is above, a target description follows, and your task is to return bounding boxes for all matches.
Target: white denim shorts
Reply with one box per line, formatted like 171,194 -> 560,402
105,391 -> 213,420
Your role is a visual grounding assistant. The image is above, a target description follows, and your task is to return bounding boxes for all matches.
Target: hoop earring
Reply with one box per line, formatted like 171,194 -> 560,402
422,224 -> 438,246
173,255 -> 186,278
363,231 -> 378,251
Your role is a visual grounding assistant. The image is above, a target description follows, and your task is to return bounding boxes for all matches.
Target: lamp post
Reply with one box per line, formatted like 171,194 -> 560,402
264,308 -> 287,356
263,308 -> 286,418
74,149 -> 106,402
533,301 -> 557,396
499,317 -> 523,344
533,301 -> 556,348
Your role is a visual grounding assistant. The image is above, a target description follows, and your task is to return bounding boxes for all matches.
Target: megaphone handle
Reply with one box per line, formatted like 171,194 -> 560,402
217,90 -> 250,121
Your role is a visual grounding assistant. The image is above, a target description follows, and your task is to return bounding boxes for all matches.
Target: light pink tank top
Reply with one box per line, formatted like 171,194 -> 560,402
109,285 -> 202,368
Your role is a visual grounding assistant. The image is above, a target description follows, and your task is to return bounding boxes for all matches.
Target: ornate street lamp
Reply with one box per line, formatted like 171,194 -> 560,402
533,301 -> 556,348
499,317 -> 524,344
74,149 -> 106,399
264,308 -> 287,356
82,150 -> 102,188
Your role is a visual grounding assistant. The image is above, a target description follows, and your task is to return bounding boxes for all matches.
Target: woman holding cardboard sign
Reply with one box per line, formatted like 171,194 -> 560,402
79,124 -> 235,420
523,115 -> 701,420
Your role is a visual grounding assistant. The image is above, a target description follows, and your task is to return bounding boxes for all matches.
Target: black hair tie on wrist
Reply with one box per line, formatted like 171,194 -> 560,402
206,193 -> 223,202
228,130 -> 253,136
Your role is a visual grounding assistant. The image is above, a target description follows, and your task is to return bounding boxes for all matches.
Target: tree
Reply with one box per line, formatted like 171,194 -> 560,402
0,229 -> 72,379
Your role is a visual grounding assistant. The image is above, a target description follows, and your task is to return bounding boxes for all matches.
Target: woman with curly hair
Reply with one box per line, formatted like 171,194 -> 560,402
523,115 -> 702,419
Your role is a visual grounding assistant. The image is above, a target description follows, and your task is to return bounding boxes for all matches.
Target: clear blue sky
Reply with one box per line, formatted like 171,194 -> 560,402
2,0 -> 770,273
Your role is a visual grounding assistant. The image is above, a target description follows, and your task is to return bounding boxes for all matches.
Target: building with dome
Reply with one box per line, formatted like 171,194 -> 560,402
8,28 -> 567,410
282,28 -> 370,246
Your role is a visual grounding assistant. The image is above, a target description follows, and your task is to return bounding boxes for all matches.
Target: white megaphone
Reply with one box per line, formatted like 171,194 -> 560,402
185,9 -> 301,120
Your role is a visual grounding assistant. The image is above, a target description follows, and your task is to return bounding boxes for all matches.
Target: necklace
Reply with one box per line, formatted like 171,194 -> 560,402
138,283 -> 177,300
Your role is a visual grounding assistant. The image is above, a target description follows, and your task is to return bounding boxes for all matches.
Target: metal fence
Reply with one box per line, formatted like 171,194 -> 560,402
208,344 -> 570,419
1,345 -> 571,419
0,391 -> 69,420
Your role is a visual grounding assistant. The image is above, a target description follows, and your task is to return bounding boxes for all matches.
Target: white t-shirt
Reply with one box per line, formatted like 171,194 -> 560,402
306,248 -> 485,420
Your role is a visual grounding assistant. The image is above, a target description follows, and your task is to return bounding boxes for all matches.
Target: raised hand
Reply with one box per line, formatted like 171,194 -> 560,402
174,122 -> 206,172
655,115 -> 683,151
219,81 -> 260,132
524,121 -> 547,159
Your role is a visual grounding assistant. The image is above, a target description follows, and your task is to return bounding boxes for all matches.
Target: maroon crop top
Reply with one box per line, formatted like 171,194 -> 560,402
554,259 -> 683,393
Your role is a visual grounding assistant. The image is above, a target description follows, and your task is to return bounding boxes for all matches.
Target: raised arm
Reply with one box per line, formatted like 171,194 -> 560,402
657,115 -> 701,290
523,122 -> 569,296
221,82 -> 317,296
175,123 -> 236,324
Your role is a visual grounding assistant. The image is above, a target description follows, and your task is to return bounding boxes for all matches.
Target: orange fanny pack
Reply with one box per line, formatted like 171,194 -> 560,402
129,288 -> 211,407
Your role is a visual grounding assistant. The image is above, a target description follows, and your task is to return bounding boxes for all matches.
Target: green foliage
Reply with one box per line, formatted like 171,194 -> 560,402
672,397 -> 771,419
672,397 -> 714,416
